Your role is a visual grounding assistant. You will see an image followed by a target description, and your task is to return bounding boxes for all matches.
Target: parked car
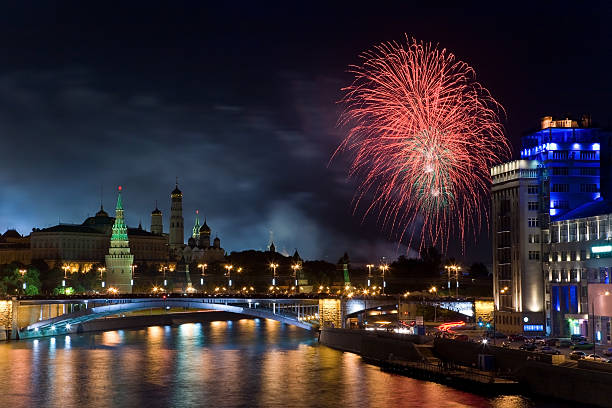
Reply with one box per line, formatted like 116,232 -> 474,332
558,339 -> 573,348
602,348 -> 612,357
509,334 -> 525,342
571,334 -> 587,343
535,338 -> 546,346
486,331 -> 507,339
585,354 -> 608,362
571,342 -> 595,350
453,334 -> 469,342
501,341 -> 511,348
540,346 -> 561,355
569,351 -> 587,360
544,338 -> 558,346
519,343 -> 537,351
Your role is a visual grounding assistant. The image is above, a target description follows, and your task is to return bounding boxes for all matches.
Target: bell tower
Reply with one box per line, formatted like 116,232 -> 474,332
169,181 -> 184,255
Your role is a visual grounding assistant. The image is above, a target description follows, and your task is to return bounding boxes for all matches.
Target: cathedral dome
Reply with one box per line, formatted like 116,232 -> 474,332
151,207 -> 162,215
188,237 -> 196,248
95,206 -> 109,217
171,185 -> 182,196
199,220 -> 211,233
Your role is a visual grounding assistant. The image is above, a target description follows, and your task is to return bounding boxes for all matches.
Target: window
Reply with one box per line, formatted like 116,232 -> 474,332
580,151 -> 596,160
580,250 -> 586,261
528,234 -> 540,243
561,251 -> 567,260
528,251 -> 540,260
528,218 -> 539,227
551,184 -> 570,192
527,185 -> 539,194
528,202 -> 539,211
580,167 -> 598,176
571,251 -> 577,261
580,184 -> 598,192
552,151 -> 568,160
552,167 -> 569,176
552,200 -> 569,209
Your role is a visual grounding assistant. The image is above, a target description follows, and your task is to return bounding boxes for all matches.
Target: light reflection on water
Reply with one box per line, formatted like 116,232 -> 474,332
0,319 -> 563,408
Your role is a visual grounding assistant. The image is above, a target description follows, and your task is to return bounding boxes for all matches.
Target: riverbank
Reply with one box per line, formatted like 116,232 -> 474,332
320,328 -> 609,407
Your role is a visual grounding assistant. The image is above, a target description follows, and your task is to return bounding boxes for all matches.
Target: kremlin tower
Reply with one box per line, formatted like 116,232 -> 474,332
105,186 -> 134,293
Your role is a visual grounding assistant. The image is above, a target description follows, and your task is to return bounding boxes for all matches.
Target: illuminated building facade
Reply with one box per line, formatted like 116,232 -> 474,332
546,201 -> 612,342
491,115 -> 607,335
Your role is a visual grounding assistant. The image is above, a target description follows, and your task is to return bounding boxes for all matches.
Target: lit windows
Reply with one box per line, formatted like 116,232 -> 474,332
527,202 -> 539,211
528,218 -> 539,227
527,185 -> 539,194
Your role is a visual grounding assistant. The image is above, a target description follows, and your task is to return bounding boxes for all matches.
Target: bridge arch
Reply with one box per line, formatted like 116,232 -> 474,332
20,298 -> 319,338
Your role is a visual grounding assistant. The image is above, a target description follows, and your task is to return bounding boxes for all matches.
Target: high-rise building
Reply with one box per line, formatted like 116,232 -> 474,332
169,183 -> 184,255
491,116 -> 606,335
105,186 -> 134,294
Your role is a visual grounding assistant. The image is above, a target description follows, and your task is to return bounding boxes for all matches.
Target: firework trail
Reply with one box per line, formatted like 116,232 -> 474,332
335,37 -> 510,252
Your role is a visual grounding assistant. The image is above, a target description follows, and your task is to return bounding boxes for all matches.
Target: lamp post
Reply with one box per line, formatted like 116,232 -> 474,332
291,264 -> 301,293
366,264 -> 374,288
591,290 -> 611,352
429,286 -> 438,321
19,269 -> 26,293
130,264 -> 137,287
225,264 -> 233,288
270,263 -> 278,287
198,263 -> 207,288
379,264 -> 389,294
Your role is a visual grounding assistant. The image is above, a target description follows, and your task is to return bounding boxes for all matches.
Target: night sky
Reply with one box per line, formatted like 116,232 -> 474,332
1,2 -> 610,264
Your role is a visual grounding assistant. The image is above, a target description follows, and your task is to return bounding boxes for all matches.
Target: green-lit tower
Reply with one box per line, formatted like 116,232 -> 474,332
192,210 -> 201,239
105,186 -> 134,294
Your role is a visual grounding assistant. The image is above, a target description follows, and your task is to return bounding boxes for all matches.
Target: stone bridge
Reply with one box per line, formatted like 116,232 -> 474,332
0,295 -> 477,339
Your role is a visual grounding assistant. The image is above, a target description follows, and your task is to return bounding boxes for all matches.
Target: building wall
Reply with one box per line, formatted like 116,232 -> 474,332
30,231 -> 167,269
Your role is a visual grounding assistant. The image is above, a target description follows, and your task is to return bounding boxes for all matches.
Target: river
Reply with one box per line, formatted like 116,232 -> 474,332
0,318 -> 565,407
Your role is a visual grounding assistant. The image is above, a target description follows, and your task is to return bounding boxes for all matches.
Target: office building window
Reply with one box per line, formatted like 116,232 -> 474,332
528,202 -> 539,211
580,184 -> 598,192
528,234 -> 540,243
580,250 -> 586,261
580,167 -> 598,176
553,151 -> 568,160
580,151 -> 596,160
552,200 -> 569,209
527,185 -> 539,194
571,251 -> 577,261
552,167 -> 569,175
552,184 -> 570,192
528,251 -> 540,260
561,251 -> 567,260
528,218 -> 539,227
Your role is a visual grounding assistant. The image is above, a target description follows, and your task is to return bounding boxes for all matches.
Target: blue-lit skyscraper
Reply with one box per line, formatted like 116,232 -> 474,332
491,115 -> 606,336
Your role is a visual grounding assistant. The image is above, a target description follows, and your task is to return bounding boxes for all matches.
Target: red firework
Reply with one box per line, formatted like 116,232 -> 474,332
335,37 -> 510,251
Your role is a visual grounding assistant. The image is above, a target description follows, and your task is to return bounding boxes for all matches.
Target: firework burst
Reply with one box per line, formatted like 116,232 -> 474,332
335,37 -> 510,251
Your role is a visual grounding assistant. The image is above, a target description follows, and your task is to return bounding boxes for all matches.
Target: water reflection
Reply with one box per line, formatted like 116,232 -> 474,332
0,319 -> 565,408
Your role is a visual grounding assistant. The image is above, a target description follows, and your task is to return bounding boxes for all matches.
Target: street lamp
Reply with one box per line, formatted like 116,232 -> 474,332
291,264 -> 301,293
130,264 -> 137,287
366,264 -> 374,287
19,269 -> 26,293
379,264 -> 389,294
198,263 -> 207,287
444,264 -> 462,298
270,263 -> 278,286
62,265 -> 70,279
591,290 -> 611,352
225,264 -> 233,287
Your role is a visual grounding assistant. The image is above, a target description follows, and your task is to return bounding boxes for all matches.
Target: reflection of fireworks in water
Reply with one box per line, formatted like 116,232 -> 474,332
335,37 -> 510,251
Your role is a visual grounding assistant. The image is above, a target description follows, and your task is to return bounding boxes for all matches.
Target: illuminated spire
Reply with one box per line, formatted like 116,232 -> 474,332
192,210 -> 201,239
111,186 -> 128,241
